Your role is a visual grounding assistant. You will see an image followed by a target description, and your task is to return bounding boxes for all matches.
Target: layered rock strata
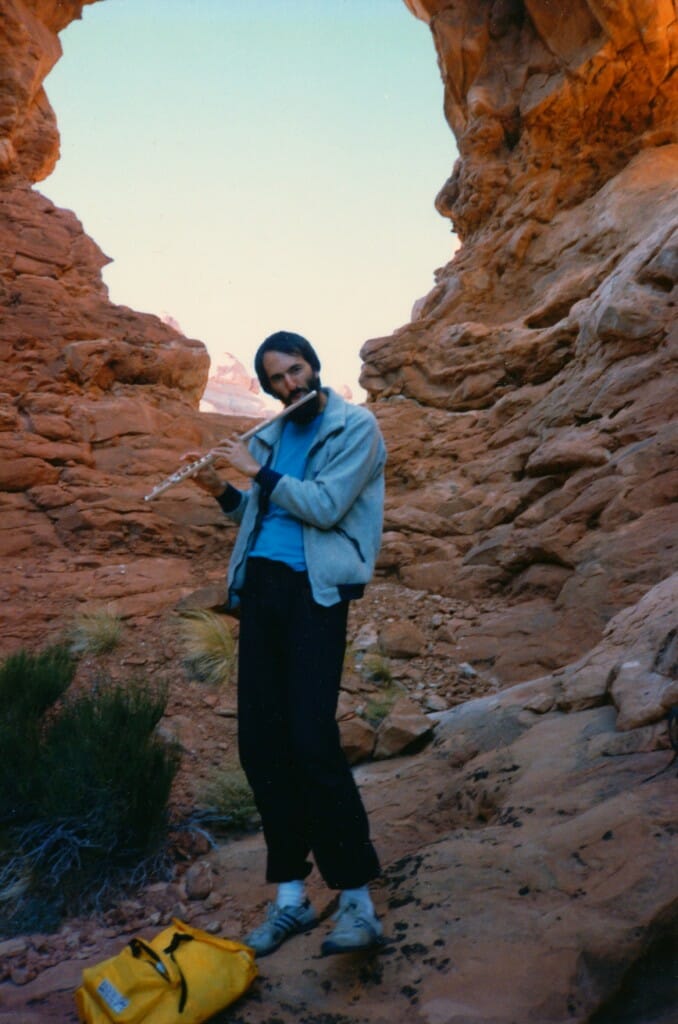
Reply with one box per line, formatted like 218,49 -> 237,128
0,0 -> 250,646
365,0 -> 678,680
0,3 -> 676,1023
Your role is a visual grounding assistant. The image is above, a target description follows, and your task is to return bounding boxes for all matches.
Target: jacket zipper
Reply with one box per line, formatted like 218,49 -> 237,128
228,439 -> 273,601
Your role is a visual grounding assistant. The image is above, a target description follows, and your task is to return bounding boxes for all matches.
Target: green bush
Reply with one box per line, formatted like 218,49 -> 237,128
0,645 -> 76,823
39,680 -> 180,862
0,651 -> 181,936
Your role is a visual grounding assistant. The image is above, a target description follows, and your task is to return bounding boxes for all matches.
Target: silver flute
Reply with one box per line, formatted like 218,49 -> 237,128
143,390 -> 318,501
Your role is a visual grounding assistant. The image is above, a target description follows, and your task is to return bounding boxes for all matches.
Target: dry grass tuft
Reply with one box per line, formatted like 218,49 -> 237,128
68,606 -> 123,656
178,609 -> 236,687
196,763 -> 260,833
360,652 -> 393,685
362,685 -> 399,727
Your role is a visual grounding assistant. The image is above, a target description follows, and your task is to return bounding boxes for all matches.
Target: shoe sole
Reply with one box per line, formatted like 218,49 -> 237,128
320,935 -> 385,957
250,919 -> 318,958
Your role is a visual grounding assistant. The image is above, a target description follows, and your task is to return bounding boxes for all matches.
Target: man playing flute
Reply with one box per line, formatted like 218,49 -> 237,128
189,331 -> 387,957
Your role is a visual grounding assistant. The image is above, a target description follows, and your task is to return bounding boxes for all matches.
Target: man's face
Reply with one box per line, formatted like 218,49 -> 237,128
261,350 -> 321,421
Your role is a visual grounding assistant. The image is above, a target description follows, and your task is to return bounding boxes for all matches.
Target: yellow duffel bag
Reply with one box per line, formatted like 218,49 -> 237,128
75,918 -> 257,1024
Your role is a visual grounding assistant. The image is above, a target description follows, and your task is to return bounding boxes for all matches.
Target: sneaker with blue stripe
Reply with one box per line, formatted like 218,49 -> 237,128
243,899 -> 317,957
321,899 -> 384,955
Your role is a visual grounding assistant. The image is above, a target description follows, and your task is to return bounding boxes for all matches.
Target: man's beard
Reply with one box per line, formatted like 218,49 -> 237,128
286,374 -> 322,423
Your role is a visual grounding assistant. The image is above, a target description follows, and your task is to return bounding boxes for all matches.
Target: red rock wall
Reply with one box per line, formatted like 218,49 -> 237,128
0,1 -> 247,649
363,0 -> 677,679
1,0 -> 96,184
0,0 -> 675,680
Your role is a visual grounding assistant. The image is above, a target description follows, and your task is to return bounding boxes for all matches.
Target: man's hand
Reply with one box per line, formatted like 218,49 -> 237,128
181,437 -> 261,497
180,452 -> 225,497
212,438 -> 261,479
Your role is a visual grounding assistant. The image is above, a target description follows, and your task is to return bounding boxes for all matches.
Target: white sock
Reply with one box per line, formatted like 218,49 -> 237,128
275,880 -> 306,908
339,885 -> 375,916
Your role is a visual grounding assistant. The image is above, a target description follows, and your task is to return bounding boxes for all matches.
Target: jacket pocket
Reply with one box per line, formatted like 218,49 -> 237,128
334,525 -> 366,563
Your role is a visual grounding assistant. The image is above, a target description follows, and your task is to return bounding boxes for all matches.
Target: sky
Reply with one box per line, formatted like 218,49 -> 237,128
41,0 -> 459,399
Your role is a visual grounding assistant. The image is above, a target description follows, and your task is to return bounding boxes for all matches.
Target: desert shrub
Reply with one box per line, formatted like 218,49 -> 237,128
38,679 -> 179,860
362,688 -> 399,727
178,609 -> 236,687
195,764 -> 260,834
360,652 -> 393,685
68,606 -> 123,656
0,644 -> 76,823
0,660 -> 180,936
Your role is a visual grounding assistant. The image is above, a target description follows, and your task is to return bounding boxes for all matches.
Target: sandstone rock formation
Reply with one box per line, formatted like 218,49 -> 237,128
1,578 -> 676,1024
0,2 -> 676,1024
0,0 -> 259,649
367,0 -> 677,681
201,354 -> 269,417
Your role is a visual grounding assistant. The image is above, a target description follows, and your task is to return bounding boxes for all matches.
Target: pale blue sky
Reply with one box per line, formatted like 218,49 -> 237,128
41,0 -> 458,397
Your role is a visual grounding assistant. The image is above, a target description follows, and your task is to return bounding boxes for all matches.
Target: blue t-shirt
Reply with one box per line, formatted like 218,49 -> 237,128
249,415 -> 322,570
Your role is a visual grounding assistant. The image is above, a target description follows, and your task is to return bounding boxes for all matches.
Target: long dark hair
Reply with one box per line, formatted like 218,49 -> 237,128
254,331 -> 321,395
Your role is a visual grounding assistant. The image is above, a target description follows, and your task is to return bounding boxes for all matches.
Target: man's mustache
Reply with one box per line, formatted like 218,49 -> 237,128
288,388 -> 311,403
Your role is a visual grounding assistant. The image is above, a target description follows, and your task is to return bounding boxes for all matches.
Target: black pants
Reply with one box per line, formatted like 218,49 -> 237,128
237,557 -> 380,890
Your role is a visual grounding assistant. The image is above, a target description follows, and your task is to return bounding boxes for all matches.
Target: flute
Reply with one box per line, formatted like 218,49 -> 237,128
143,390 -> 318,501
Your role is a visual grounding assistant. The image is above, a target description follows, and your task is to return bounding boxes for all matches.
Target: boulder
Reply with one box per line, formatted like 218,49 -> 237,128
374,696 -> 433,759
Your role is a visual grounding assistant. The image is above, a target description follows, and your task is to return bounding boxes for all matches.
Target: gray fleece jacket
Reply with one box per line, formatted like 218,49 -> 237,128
218,388 -> 386,607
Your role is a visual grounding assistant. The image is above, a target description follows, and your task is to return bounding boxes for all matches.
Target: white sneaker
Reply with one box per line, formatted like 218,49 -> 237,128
243,899 -> 317,957
321,899 -> 384,955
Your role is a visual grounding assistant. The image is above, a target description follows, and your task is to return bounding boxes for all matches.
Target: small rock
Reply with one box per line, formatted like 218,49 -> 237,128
379,621 -> 426,659
341,671 -> 367,694
339,715 -> 377,765
374,697 -> 433,759
354,622 -> 379,651
10,965 -> 36,986
0,937 -> 28,958
185,861 -> 213,901
458,662 -> 478,679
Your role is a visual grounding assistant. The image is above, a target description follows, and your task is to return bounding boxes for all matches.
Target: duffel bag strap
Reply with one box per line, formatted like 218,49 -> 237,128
162,933 -> 194,1013
129,937 -> 191,1012
129,937 -> 170,978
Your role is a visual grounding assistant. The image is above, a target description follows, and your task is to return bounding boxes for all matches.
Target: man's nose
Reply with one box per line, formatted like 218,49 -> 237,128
283,373 -> 299,390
